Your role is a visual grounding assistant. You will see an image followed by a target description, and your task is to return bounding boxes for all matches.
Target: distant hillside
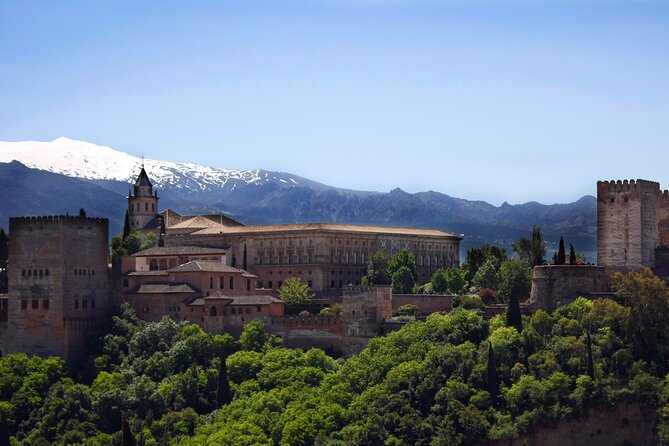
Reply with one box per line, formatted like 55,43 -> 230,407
0,159 -> 597,260
0,161 -> 126,236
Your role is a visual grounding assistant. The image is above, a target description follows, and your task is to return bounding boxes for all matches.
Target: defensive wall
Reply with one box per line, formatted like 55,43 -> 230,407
267,314 -> 343,353
342,285 -> 393,357
528,265 -> 608,311
392,293 -> 453,315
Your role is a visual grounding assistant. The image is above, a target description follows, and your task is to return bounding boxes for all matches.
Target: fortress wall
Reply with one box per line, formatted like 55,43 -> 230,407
529,265 -> 608,311
267,315 -> 343,352
392,294 -> 453,315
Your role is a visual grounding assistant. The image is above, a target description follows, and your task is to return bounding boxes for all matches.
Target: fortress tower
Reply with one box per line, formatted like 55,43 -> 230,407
596,179 -> 669,277
128,167 -> 159,230
3,215 -> 111,362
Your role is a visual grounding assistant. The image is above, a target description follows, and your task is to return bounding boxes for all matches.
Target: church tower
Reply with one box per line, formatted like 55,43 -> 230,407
128,167 -> 159,230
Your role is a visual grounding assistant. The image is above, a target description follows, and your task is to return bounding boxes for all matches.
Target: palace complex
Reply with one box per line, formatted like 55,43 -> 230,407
2,169 -> 668,363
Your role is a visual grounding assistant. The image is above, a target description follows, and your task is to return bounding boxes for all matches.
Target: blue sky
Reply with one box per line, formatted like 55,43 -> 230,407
1,0 -> 668,205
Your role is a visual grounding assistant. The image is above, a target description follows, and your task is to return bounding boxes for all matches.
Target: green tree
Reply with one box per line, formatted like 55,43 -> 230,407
611,267 -> 669,367
111,230 -> 156,257
586,331 -> 595,379
498,259 -> 532,304
362,251 -> 391,285
472,258 -> 499,290
569,243 -> 576,265
463,245 -> 507,280
506,293 -> 523,333
393,304 -> 419,317
123,211 -> 130,239
392,266 -> 415,294
512,226 -> 546,267
557,237 -> 566,265
279,277 -> 314,304
487,342 -> 500,407
239,321 -> 281,352
387,249 -> 418,281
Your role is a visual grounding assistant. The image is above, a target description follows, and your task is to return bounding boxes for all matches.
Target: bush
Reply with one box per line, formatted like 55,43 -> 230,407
393,305 -> 420,317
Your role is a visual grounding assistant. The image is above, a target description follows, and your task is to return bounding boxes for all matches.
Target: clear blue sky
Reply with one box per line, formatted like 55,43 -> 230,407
1,1 -> 668,205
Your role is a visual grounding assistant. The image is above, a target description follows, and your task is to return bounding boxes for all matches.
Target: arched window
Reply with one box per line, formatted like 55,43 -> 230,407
145,203 -> 148,212
159,259 -> 167,270
149,259 -> 158,271
209,306 -> 217,316
231,308 -> 236,314
45,269 -> 49,276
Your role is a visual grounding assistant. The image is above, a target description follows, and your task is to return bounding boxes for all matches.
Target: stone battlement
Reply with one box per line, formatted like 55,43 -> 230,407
597,179 -> 660,195
9,215 -> 108,228
269,314 -> 342,326
343,285 -> 392,295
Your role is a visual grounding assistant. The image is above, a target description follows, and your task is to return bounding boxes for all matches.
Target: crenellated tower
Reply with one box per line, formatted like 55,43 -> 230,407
597,179 -> 660,271
128,167 -> 159,230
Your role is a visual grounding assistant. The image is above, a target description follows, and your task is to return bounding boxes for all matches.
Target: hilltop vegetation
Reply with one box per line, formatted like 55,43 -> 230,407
2,268 -> 669,445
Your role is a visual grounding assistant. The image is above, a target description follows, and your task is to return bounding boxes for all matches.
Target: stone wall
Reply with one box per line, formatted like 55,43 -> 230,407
392,294 -> 453,315
267,315 -> 343,353
342,285 -> 392,356
3,216 -> 110,363
489,402 -> 657,446
529,265 -> 609,311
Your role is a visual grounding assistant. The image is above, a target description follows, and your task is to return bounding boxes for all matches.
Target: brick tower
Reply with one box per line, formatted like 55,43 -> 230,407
3,215 -> 110,362
128,167 -> 159,230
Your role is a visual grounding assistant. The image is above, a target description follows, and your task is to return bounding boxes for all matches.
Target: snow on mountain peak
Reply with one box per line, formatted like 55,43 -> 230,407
0,137 -> 302,192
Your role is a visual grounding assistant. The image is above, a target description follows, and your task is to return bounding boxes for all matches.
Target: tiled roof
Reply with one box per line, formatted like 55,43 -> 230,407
132,246 -> 227,257
190,223 -> 460,238
134,167 -> 152,187
229,295 -> 284,305
168,260 -> 246,273
135,283 -> 198,294
127,271 -> 169,276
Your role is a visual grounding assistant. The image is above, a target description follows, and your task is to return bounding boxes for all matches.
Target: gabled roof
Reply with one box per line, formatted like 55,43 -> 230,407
134,167 -> 152,188
168,260 -> 246,274
132,246 -> 227,257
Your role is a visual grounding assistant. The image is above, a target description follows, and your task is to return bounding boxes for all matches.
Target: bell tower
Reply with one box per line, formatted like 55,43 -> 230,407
128,166 -> 159,230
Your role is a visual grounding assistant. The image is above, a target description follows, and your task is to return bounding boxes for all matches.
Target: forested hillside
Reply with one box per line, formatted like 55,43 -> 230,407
2,268 -> 669,445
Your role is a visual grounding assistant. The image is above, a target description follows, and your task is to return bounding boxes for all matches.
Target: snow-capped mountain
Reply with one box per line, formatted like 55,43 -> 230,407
0,136 -> 598,259
0,137 -> 314,193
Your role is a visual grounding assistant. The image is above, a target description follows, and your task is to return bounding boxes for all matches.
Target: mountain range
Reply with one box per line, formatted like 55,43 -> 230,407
0,137 -> 597,259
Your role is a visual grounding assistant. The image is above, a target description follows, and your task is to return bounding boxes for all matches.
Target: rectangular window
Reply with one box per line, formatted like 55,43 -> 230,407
229,277 -> 234,289
21,300 -> 27,310
247,280 -> 251,291
31,299 -> 38,309
220,276 -> 225,289
256,305 -> 262,312
74,299 -> 79,309
123,279 -> 129,288
83,299 -> 88,309
91,299 -> 96,309
43,299 -> 49,309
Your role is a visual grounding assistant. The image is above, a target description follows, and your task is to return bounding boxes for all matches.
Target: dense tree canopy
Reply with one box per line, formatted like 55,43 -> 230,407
111,230 -> 156,257
5,269 -> 669,445
361,251 -> 390,286
512,226 -> 546,267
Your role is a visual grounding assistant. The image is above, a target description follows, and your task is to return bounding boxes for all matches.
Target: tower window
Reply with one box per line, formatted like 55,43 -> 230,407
74,299 -> 79,309
145,203 -> 148,212
31,299 -> 38,309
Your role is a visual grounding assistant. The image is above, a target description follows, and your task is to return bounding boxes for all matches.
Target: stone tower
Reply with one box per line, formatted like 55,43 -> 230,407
3,215 -> 110,363
342,285 -> 392,356
128,167 -> 159,230
597,179 -> 660,271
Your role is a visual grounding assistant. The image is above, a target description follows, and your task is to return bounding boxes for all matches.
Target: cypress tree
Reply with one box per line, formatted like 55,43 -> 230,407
487,342 -> 500,406
243,243 -> 248,271
122,416 -> 136,446
586,331 -> 595,379
217,351 -> 232,407
557,236 -> 566,265
569,243 -> 576,265
123,211 -> 131,239
0,228 -> 8,294
506,293 -> 523,332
